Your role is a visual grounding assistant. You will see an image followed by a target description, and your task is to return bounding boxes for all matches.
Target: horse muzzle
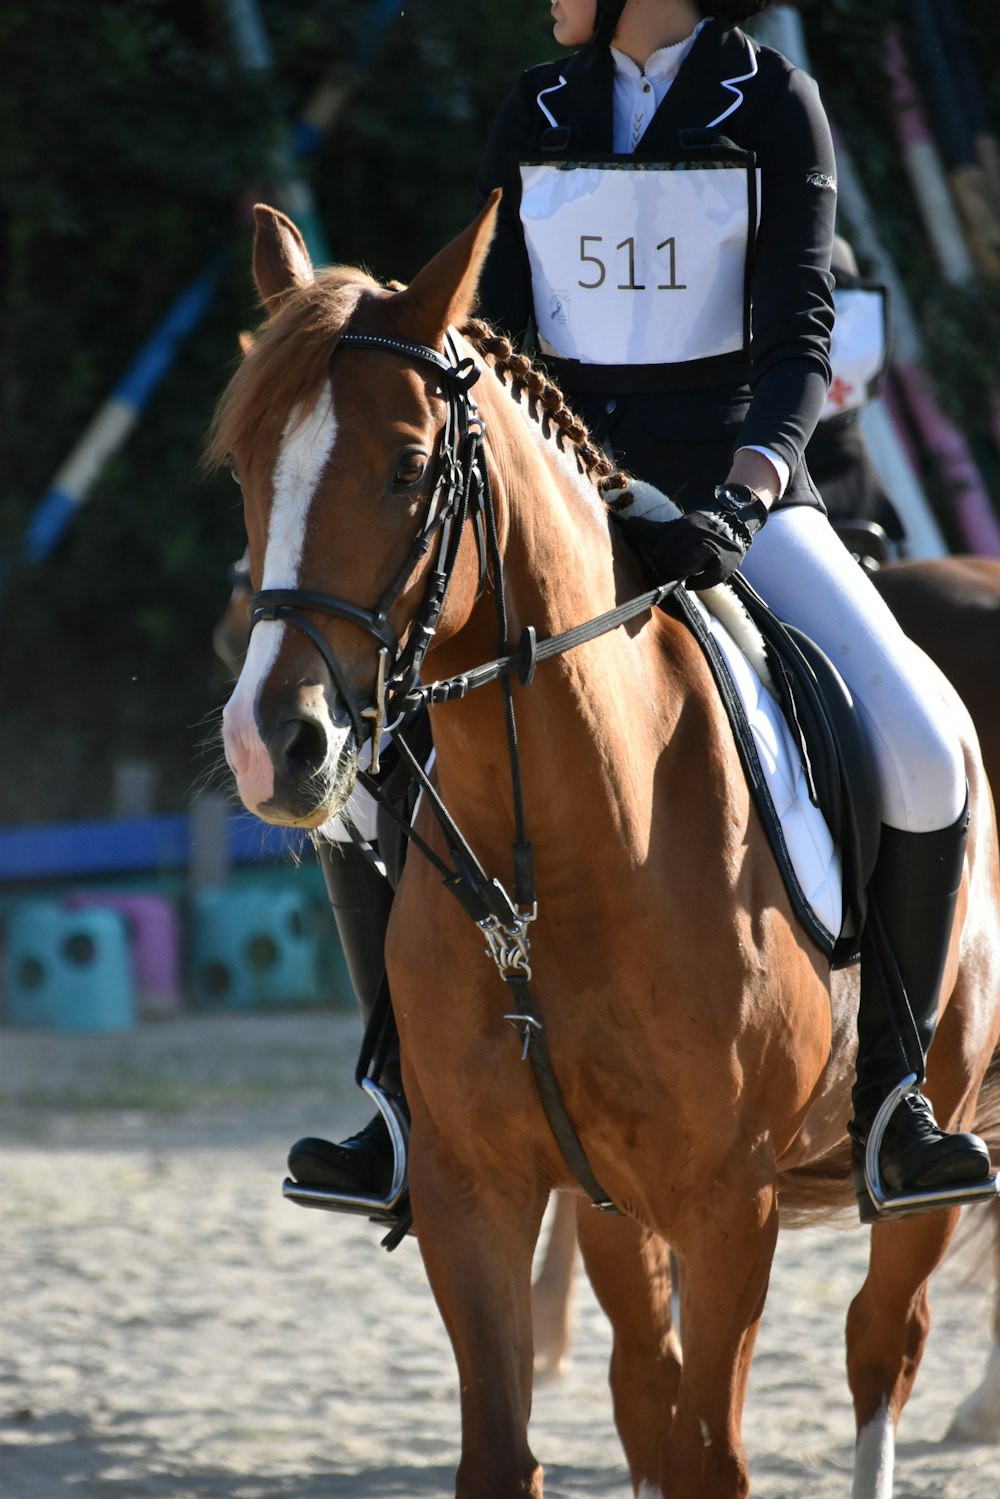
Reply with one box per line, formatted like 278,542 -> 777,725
223,676 -> 359,828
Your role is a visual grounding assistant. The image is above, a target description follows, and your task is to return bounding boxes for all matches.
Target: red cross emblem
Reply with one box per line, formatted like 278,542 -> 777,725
828,375 -> 855,409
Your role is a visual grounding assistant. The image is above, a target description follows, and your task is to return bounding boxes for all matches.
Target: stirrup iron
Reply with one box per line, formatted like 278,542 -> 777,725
862,1073 -> 999,1219
282,1077 -> 410,1222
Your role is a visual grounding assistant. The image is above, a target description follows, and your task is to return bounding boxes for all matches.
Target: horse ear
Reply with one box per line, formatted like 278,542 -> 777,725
393,190 -> 501,342
252,204 -> 315,313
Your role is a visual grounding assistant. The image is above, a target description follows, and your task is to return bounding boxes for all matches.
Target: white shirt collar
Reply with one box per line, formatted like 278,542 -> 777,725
608,21 -> 707,153
610,26 -> 702,88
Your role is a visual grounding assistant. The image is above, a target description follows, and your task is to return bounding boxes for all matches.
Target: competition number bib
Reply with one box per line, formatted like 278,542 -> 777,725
518,159 -> 757,366
819,285 -> 889,420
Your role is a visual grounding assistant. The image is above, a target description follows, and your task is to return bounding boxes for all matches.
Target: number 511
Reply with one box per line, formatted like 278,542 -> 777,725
578,235 -> 686,291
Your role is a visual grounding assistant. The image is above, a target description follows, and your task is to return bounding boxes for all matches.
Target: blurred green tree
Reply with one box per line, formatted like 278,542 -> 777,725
0,0 -> 996,826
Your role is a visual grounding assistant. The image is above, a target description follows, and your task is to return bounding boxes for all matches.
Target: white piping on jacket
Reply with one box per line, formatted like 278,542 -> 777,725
705,36 -> 758,129
536,75 -> 568,127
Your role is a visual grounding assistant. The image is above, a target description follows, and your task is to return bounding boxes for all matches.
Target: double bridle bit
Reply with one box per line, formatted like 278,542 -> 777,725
248,330 -> 485,772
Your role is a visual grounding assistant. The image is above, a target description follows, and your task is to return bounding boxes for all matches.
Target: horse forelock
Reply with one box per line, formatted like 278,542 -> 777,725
207,276 -> 619,597
206,276 -> 614,513
206,267 -> 381,473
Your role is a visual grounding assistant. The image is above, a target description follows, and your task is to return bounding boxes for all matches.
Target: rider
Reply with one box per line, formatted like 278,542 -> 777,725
289,0 -> 993,1217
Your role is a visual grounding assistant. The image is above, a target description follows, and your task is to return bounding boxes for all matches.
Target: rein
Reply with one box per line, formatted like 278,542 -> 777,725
249,328 -> 675,1215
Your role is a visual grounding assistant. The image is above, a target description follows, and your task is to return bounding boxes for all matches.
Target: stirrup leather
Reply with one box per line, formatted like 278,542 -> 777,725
861,1073 -> 999,1218
282,1078 -> 409,1222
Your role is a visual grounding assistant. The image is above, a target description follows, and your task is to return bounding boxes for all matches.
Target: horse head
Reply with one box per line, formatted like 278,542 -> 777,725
214,194 -> 501,828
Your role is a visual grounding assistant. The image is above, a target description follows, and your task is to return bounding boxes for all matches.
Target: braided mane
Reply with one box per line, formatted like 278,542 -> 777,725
462,317 -> 629,503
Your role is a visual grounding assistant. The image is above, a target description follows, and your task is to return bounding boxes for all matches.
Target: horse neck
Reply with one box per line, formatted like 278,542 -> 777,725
424,380 -> 691,862
476,374 -> 619,631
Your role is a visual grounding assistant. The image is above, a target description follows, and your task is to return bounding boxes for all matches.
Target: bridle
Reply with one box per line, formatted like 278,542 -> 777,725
249,330 -> 488,772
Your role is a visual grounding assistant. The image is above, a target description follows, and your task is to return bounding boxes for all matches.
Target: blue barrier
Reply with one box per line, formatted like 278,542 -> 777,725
0,812 -> 306,885
16,3 -> 405,572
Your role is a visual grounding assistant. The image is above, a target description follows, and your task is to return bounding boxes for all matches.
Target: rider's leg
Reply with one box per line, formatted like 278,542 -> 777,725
741,504 -> 992,1208
850,801 -> 988,1187
287,714 -> 429,1200
287,837 -> 401,1195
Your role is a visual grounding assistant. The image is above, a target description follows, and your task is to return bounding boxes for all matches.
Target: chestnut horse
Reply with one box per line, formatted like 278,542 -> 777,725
213,197 -> 1000,1498
211,510 -> 1000,1435
876,558 -> 1000,802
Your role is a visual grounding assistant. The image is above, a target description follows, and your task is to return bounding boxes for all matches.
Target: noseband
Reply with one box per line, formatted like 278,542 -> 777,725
248,331 -> 487,770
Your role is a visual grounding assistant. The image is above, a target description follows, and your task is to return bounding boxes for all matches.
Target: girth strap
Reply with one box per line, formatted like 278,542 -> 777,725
503,973 -> 617,1211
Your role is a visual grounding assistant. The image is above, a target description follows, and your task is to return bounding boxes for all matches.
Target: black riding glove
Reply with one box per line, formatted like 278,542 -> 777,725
621,484 -> 769,590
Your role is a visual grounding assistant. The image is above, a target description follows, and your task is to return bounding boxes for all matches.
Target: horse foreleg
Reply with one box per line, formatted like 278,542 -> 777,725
945,1197 -> 1000,1442
660,1183 -> 779,1499
846,1209 -> 962,1498
531,1191 -> 579,1386
409,1127 -> 547,1499
575,1205 -> 681,1493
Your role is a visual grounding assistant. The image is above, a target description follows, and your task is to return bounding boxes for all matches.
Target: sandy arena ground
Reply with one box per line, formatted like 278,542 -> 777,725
2,1008 -> 999,1498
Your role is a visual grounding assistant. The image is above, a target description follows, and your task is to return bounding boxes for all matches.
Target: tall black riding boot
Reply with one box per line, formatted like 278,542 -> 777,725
287,839 -> 403,1196
850,801 -> 992,1220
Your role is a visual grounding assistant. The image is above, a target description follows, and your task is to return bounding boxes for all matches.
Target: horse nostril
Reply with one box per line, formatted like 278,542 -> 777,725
272,717 -> 328,777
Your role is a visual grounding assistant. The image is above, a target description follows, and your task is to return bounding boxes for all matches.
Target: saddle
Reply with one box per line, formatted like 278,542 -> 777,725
671,574 -> 881,967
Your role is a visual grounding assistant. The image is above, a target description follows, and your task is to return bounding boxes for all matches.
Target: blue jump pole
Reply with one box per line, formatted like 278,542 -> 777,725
17,1 -> 404,569
21,252 -> 227,565
222,0 -> 332,266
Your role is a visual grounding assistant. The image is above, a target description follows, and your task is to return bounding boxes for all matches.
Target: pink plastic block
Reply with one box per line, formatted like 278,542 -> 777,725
66,891 -> 183,1014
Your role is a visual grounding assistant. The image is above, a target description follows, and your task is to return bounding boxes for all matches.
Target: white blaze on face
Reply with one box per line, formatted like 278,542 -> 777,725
223,385 -> 351,815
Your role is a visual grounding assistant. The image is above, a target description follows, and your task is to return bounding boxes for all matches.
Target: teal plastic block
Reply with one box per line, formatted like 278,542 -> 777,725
189,886 -> 322,1009
2,901 -> 135,1033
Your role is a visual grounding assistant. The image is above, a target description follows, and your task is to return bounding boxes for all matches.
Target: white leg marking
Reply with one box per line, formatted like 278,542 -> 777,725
853,1400 -> 894,1499
636,1484 -> 663,1499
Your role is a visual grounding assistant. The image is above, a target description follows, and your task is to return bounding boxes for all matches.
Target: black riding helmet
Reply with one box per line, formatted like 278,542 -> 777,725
593,1 -> 771,48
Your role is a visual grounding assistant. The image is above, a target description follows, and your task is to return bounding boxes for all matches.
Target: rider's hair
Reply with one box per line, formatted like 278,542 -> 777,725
595,0 -> 769,44
701,2 -> 770,19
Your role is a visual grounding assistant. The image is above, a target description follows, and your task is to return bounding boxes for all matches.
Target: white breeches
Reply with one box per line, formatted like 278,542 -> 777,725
326,507 -> 966,842
741,505 -> 966,833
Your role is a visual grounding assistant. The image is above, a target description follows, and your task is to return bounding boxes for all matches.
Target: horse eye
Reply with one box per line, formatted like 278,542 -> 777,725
229,461 -> 242,488
392,451 -> 427,490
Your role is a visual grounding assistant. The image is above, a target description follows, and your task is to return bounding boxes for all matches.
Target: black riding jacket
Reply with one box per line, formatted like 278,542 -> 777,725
474,21 -> 837,507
